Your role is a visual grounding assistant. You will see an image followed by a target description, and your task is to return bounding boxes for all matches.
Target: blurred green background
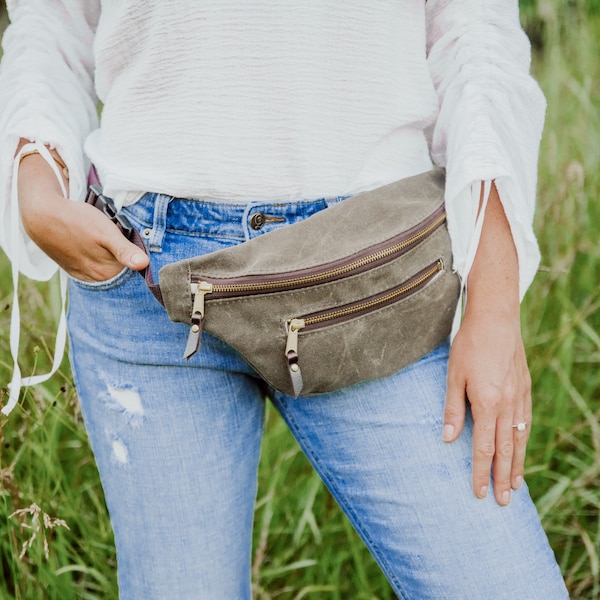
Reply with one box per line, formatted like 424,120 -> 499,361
1,1 -> 600,599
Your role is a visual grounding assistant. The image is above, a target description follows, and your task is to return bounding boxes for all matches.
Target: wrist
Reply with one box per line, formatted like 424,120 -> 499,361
20,194 -> 70,242
19,148 -> 69,182
463,291 -> 521,325
18,151 -> 69,199
17,140 -> 70,196
466,263 -> 520,317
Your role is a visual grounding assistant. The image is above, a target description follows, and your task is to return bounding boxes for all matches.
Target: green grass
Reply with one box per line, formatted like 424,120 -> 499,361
519,5 -> 600,597
1,2 -> 600,598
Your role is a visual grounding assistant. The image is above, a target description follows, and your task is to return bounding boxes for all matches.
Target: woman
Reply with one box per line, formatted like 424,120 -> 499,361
0,1 -> 569,598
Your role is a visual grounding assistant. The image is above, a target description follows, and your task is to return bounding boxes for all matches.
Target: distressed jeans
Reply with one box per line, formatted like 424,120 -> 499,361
66,192 -> 569,600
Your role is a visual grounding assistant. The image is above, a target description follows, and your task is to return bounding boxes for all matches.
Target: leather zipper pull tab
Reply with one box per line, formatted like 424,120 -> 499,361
285,319 -> 305,397
184,282 -> 213,359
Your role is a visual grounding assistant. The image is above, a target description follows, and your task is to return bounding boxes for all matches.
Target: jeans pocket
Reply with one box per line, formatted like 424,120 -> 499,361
68,266 -> 136,292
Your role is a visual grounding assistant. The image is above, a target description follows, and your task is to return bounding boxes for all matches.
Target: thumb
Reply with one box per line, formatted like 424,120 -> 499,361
443,372 -> 467,443
105,228 -> 149,272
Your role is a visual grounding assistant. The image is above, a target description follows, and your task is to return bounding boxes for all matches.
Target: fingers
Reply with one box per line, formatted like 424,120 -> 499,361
490,410 -> 515,506
510,378 -> 532,491
508,350 -> 532,492
471,383 -> 531,506
471,389 -> 517,506
510,418 -> 530,491
469,399 -> 497,501
442,380 -> 467,443
490,412 -> 531,506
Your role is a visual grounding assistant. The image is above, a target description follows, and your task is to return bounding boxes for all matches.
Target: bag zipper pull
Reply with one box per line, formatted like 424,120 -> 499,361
184,281 -> 213,359
285,318 -> 305,397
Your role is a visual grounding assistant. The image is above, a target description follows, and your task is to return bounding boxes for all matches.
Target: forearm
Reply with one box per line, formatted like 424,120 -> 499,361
465,182 -> 520,322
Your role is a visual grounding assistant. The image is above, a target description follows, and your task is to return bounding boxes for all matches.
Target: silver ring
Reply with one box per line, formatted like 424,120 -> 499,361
512,421 -> 528,432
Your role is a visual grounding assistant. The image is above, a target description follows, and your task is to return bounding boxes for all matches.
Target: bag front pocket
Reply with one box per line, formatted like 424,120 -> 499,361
284,260 -> 444,395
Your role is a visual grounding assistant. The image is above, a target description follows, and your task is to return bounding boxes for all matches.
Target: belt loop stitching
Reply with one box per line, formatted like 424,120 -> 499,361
148,194 -> 171,253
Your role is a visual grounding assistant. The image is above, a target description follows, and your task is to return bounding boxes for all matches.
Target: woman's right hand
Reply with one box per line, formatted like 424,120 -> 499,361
18,150 -> 149,282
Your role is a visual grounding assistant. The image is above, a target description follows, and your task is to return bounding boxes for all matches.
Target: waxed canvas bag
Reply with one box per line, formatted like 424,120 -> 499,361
154,168 -> 461,397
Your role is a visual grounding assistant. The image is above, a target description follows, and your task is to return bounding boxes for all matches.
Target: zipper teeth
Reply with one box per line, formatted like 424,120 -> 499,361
303,261 -> 442,327
210,212 -> 445,294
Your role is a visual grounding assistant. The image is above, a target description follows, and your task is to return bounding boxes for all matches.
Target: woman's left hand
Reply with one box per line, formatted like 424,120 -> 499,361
444,306 -> 532,506
442,181 -> 531,506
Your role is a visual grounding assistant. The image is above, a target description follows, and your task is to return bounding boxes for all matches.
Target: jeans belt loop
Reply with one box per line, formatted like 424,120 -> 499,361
147,194 -> 171,253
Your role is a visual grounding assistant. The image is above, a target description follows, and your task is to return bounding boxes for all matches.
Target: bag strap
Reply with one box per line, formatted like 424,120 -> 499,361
86,166 -> 164,305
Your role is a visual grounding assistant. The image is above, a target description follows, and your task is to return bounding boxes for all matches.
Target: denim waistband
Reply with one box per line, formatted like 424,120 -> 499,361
121,192 -> 347,244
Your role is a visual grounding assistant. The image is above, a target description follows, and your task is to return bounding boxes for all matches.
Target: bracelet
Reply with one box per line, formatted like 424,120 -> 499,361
19,149 -> 70,180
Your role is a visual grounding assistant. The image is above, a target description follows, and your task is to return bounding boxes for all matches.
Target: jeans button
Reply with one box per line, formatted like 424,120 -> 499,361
250,213 -> 265,230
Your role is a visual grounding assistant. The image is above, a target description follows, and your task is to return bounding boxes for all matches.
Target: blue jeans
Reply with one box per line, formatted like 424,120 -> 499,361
67,193 -> 568,600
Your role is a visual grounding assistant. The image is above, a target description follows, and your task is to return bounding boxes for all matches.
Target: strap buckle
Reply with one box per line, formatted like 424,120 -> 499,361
85,184 -> 134,240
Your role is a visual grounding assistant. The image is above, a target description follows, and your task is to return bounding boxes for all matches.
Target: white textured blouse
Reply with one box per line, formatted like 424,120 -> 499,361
0,0 -> 546,413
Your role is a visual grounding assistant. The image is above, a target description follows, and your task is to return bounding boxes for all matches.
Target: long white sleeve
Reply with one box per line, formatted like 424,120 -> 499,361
426,0 -> 546,299
0,1 -> 100,414
0,0 -> 100,280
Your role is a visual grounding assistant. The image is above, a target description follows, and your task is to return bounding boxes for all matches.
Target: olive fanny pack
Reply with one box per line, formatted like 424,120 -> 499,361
86,168 -> 460,397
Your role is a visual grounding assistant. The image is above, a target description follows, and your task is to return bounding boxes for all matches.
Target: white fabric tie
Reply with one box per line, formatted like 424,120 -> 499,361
3,142 -> 69,416
450,180 -> 492,340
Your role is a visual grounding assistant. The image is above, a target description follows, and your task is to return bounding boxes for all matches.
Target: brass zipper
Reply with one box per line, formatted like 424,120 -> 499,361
295,260 -> 442,330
